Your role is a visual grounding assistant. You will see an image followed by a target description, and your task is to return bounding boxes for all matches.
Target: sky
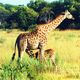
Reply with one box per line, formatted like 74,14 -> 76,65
0,0 -> 59,5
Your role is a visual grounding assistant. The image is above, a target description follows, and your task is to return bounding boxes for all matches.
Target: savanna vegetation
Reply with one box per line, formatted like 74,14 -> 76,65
0,0 -> 80,30
0,30 -> 80,80
0,0 -> 80,80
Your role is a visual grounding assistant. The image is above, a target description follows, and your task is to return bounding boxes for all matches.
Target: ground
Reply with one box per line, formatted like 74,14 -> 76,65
0,29 -> 80,80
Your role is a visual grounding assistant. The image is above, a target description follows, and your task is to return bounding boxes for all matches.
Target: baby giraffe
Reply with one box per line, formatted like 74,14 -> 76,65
30,48 -> 56,66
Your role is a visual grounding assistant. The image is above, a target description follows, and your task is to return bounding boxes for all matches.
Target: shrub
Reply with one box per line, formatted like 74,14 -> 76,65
0,55 -> 58,80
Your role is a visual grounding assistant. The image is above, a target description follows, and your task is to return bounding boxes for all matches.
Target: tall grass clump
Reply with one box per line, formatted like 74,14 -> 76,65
0,63 -> 28,80
6,29 -> 12,33
0,37 -> 5,44
0,55 -> 58,80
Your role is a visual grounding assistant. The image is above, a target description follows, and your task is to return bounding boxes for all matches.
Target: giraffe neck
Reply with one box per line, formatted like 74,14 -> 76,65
36,14 -> 66,35
49,14 -> 66,29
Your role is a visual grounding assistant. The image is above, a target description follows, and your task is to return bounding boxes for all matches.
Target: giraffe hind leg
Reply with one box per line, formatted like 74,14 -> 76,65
17,45 -> 26,63
17,50 -> 21,63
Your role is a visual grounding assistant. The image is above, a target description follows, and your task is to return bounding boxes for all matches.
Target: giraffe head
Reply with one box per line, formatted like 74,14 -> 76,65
64,10 -> 74,20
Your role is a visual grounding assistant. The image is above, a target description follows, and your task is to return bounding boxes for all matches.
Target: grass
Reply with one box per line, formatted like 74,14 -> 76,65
0,29 -> 80,80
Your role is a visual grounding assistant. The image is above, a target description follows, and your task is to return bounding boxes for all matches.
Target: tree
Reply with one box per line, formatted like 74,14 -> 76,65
27,0 -> 49,12
6,7 -> 39,30
37,7 -> 55,24
64,0 -> 80,29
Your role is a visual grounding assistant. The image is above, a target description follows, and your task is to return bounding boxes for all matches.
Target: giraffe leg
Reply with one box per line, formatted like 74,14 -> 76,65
39,48 -> 46,62
17,50 -> 26,63
17,50 -> 21,63
25,49 -> 33,57
50,54 -> 56,65
35,52 -> 39,59
30,50 -> 34,58
17,43 -> 26,63
50,55 -> 58,72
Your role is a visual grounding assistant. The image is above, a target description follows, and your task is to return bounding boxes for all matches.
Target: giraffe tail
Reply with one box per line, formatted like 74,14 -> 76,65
11,38 -> 17,61
12,52 -> 16,61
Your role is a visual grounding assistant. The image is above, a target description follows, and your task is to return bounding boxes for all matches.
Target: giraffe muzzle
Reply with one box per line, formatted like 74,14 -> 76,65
72,17 -> 75,20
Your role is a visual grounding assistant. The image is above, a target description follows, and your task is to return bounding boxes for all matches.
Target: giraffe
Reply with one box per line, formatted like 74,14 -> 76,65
12,10 -> 74,62
31,48 -> 58,71
31,49 -> 56,66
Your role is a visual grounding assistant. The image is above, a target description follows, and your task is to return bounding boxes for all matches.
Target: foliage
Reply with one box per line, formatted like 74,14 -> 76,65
1,30 -> 80,80
0,57 -> 56,80
6,7 -> 38,30
0,0 -> 80,30
37,7 -> 55,24
27,0 -> 49,12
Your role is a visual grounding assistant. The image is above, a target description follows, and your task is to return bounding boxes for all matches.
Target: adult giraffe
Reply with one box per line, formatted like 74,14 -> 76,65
12,10 -> 74,62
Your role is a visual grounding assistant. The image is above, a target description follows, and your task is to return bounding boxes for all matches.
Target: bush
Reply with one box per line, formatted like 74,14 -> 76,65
0,56 -> 58,80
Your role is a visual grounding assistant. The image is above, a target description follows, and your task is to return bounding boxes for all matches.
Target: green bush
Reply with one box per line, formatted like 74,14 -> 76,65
0,56 -> 58,80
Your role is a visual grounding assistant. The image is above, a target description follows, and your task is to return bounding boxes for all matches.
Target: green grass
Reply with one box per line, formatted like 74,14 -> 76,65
0,29 -> 80,80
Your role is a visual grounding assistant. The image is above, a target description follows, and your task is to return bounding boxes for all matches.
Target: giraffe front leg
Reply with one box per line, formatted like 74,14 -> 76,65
25,49 -> 34,58
40,48 -> 46,62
